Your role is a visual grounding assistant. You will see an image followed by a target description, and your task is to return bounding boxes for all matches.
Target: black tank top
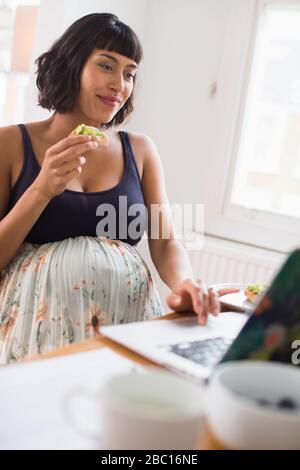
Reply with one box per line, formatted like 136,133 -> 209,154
8,124 -> 147,246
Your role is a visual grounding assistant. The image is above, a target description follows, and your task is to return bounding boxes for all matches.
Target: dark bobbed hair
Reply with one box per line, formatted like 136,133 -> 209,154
35,13 -> 143,128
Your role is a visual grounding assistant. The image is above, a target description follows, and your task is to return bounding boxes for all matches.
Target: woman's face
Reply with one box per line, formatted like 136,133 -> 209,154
76,49 -> 138,125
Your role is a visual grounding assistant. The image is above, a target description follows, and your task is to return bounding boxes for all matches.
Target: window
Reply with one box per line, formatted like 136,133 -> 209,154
230,3 -> 300,219
205,0 -> 300,253
0,0 -> 40,126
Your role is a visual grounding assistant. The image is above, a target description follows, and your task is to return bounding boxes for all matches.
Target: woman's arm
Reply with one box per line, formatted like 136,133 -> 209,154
0,127 -> 98,272
149,238 -> 193,290
0,127 -> 52,272
0,184 -> 50,273
140,135 -> 219,324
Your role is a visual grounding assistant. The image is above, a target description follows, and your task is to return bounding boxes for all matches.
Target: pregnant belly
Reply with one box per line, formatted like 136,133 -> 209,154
0,236 -> 163,364
1,236 -> 153,325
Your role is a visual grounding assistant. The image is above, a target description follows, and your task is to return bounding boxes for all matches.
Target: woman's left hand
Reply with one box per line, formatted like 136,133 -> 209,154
166,278 -> 239,325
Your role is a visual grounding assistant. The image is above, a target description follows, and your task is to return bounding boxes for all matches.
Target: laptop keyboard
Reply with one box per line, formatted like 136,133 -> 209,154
160,337 -> 233,369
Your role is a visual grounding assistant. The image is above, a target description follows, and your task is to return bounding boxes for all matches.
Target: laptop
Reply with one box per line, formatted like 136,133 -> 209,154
101,250 -> 300,382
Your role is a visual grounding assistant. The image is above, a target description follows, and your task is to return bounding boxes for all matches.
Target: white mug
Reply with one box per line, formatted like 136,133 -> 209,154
63,367 -> 206,450
205,361 -> 300,450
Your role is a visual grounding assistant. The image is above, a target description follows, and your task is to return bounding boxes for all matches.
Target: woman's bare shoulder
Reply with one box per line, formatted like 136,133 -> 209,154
123,130 -> 156,159
0,120 -> 46,158
125,129 -> 151,145
0,124 -> 23,163
0,123 -> 22,141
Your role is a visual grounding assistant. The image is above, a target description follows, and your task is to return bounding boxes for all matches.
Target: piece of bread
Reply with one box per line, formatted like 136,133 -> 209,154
70,123 -> 109,146
244,284 -> 266,304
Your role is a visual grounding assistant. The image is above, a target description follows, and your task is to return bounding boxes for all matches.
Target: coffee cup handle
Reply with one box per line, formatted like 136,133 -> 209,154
62,385 -> 103,441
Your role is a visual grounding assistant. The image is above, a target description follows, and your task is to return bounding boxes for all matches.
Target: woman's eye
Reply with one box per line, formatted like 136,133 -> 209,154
98,64 -> 134,80
99,64 -> 113,71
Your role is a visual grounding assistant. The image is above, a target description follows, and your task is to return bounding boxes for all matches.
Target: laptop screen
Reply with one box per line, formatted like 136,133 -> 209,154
220,249 -> 300,366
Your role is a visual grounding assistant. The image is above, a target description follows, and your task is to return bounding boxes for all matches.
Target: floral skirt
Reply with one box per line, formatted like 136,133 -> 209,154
0,236 -> 164,365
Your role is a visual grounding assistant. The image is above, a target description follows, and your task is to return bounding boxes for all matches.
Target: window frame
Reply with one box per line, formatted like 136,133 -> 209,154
204,0 -> 300,254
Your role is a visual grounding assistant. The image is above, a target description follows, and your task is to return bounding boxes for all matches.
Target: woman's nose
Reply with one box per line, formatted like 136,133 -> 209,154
109,72 -> 125,93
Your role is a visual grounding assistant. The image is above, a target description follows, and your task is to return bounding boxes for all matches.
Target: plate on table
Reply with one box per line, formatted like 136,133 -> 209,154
210,283 -> 256,314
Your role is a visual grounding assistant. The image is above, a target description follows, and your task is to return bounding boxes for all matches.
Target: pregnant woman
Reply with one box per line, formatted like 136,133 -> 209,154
0,13 -> 222,364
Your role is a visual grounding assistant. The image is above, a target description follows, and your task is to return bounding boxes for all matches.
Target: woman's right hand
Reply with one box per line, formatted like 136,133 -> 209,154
31,134 -> 99,200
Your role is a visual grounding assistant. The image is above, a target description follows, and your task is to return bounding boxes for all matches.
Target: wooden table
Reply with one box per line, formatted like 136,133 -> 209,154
30,311 -> 226,450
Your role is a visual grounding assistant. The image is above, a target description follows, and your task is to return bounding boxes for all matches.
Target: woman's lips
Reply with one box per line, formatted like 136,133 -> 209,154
98,96 -> 119,107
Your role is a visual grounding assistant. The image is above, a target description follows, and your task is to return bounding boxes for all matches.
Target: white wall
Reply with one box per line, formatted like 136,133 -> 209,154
25,0 -> 233,204
25,0 -> 241,209
129,0 -> 232,206
23,0 -> 255,311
